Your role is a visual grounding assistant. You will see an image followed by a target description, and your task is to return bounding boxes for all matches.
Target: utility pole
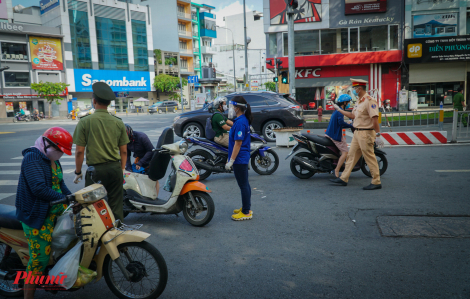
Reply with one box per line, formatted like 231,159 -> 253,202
274,56 -> 278,93
243,0 -> 248,91
287,4 -> 296,98
180,76 -> 184,113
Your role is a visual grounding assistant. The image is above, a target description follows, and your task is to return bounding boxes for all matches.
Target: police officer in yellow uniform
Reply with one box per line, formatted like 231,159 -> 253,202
72,82 -> 129,220
330,79 -> 385,190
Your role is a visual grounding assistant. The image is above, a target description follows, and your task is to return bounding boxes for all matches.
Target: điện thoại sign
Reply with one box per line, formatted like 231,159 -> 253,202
405,35 -> 470,63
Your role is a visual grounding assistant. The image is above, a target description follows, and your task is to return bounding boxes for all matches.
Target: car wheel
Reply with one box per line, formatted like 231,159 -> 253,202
183,123 -> 204,138
262,120 -> 283,142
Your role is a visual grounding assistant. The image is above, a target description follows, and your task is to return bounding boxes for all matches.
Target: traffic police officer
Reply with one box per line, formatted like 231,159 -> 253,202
330,79 -> 385,190
72,82 -> 129,220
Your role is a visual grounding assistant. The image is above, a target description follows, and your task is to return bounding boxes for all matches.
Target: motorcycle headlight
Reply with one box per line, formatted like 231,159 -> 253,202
81,185 -> 107,202
179,141 -> 189,154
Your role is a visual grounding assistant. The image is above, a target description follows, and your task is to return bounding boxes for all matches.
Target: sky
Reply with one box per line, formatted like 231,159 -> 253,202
11,0 -> 264,26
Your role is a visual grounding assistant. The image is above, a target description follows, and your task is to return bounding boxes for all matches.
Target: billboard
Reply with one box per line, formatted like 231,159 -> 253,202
345,0 -> 387,15
270,0 -> 322,25
29,36 -> 63,71
74,69 -> 151,92
40,0 -> 60,14
0,0 -> 8,20
412,14 -> 457,38
404,35 -> 470,63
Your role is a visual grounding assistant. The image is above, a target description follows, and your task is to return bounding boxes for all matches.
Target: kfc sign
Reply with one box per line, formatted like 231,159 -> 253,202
270,0 -> 322,25
345,0 -> 387,15
295,68 -> 321,79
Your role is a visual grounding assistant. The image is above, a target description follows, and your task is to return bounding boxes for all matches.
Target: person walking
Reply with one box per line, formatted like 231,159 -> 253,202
453,87 -> 467,126
72,82 -> 129,222
325,94 -> 354,178
15,127 -> 73,299
225,96 -> 253,221
330,79 -> 385,190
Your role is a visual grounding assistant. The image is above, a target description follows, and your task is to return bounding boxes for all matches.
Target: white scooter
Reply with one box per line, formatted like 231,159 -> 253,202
123,128 -> 215,227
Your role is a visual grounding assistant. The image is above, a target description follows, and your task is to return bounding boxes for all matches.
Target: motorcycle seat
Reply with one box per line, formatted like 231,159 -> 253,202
0,204 -> 23,230
302,134 -> 335,147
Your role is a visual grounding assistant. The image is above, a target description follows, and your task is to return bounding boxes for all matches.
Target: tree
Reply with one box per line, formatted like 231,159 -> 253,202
154,49 -> 178,65
30,82 -> 69,118
153,74 -> 188,103
264,81 -> 276,92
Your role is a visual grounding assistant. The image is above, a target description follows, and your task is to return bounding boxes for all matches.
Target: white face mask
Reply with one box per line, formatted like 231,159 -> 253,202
222,105 -> 228,111
46,148 -> 64,161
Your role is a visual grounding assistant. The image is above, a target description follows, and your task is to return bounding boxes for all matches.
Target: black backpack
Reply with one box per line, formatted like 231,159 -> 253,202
205,112 -> 222,141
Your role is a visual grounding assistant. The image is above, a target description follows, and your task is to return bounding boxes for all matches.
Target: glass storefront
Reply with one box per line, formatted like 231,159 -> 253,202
409,82 -> 463,107
95,17 -> 128,70
5,100 -> 33,117
69,9 -> 92,69
132,20 -> 149,71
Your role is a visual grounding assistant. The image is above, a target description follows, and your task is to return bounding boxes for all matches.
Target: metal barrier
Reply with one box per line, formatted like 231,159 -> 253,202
380,110 -> 443,129
451,110 -> 470,143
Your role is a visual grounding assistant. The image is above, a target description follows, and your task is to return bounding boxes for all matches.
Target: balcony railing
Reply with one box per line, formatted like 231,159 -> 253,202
180,67 -> 194,73
191,13 -> 198,21
177,12 -> 191,19
179,48 -> 193,55
193,47 -> 200,53
178,30 -> 192,37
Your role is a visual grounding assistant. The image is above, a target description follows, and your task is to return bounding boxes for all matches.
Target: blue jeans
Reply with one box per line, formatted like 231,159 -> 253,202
233,164 -> 251,214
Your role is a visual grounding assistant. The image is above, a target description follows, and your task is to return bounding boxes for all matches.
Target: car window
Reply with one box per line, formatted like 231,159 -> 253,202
243,95 -> 268,107
265,98 -> 280,105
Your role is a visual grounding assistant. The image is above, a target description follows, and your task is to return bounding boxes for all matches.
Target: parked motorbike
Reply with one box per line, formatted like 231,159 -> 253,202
32,114 -> 41,121
12,113 -> 30,123
123,128 -> 215,227
185,128 -> 279,180
286,132 -> 388,179
0,172 -> 168,299
39,112 -> 46,120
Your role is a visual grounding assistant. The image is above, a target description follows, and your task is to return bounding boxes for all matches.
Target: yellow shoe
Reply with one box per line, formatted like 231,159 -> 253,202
231,211 -> 253,221
233,208 -> 254,215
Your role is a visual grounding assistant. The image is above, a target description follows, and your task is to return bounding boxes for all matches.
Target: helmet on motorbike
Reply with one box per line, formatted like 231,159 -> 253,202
337,94 -> 352,103
125,124 -> 134,141
213,97 -> 227,110
42,127 -> 73,155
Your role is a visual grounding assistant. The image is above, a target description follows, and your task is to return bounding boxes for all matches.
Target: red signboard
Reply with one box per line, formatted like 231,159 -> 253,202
345,0 -> 387,15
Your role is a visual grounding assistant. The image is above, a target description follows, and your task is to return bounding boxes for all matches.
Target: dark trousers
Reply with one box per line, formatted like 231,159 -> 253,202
85,161 -> 124,222
233,164 -> 251,214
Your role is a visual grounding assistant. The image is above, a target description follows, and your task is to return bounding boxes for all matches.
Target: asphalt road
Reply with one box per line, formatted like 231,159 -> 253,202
1,115 -> 470,299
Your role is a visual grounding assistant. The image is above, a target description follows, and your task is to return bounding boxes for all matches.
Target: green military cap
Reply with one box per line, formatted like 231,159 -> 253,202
92,82 -> 115,101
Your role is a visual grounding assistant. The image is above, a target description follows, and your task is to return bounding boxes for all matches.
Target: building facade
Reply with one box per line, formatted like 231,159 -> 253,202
404,0 -> 470,107
0,8 -> 68,118
264,0 -> 404,110
42,0 -> 154,111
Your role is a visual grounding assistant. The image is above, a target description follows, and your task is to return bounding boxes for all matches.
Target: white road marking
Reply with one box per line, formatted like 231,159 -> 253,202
12,156 -> 23,160
0,193 -> 15,201
0,162 -> 80,166
63,169 -> 76,173
0,180 -> 18,185
435,170 -> 470,173
12,155 -> 81,159
0,171 -> 21,174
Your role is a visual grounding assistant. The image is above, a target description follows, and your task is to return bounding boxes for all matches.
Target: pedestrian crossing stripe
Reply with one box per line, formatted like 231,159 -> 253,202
0,132 -> 15,134
0,194 -> 15,201
0,162 -> 80,166
0,180 -> 18,185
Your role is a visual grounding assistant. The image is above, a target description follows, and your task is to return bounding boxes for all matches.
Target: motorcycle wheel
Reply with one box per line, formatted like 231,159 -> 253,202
0,243 -> 24,297
12,118 -> 17,123
182,191 -> 215,227
361,153 -> 388,178
103,241 -> 167,299
290,152 -> 317,179
251,149 -> 279,175
186,150 -> 213,180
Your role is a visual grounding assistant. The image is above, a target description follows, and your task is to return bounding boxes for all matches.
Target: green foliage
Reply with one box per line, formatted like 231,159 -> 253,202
264,82 -> 276,92
153,49 -> 178,65
153,74 -> 188,103
30,81 -> 69,118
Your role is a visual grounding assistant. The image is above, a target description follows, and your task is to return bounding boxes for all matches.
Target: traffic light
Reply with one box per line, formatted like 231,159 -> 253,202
289,0 -> 298,9
281,71 -> 288,84
273,77 -> 278,83
275,58 -> 283,69
266,59 -> 273,66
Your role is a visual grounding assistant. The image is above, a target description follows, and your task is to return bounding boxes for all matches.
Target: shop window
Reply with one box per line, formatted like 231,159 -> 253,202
1,42 -> 28,61
268,33 -> 277,56
467,12 -> 470,35
132,19 -> 149,71
69,9 -> 92,69
95,17 -> 128,71
390,25 -> 399,50
4,72 -> 30,87
283,32 -> 288,56
295,30 -> 319,56
340,29 -> 348,53
359,26 -> 388,51
321,29 -> 338,55
349,28 -> 358,52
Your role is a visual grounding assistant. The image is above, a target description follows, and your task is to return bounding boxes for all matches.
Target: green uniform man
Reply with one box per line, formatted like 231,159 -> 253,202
211,97 -> 232,147
453,87 -> 467,126
72,82 -> 129,221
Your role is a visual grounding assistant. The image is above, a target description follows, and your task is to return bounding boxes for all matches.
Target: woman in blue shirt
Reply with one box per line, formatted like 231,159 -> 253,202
325,94 -> 354,178
225,96 -> 253,221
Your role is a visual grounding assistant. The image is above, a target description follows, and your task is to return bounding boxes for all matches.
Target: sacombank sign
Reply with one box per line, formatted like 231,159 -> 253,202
74,69 -> 151,92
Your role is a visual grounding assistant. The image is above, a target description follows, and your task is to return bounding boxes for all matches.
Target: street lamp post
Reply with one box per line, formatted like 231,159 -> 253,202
217,26 -> 236,92
243,0 -> 249,91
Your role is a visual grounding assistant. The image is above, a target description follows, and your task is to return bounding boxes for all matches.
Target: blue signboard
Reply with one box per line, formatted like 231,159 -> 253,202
188,76 -> 199,84
74,69 -> 151,92
40,0 -> 60,14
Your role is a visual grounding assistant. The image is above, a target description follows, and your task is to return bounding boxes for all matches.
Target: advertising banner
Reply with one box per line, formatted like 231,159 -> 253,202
29,36 -> 63,70
40,0 -> 60,14
412,14 -> 457,38
19,102 -> 27,109
5,102 -> 13,112
345,0 -> 387,15
0,0 -> 8,20
270,0 -> 322,25
405,35 -> 470,63
74,69 -> 151,92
